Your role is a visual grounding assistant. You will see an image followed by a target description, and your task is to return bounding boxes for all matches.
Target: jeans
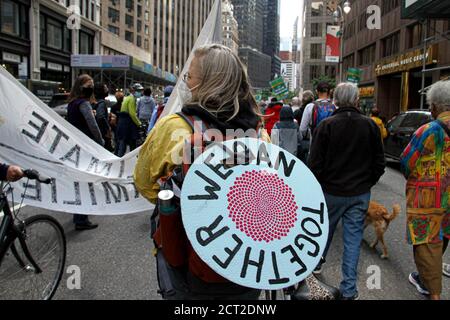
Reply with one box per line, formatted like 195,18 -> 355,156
322,192 -> 371,298
116,139 -> 137,158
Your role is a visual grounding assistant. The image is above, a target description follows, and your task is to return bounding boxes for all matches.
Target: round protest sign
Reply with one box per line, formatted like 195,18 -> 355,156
180,138 -> 329,290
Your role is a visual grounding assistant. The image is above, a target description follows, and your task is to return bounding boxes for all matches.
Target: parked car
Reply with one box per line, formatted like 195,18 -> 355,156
47,93 -> 69,118
384,110 -> 433,161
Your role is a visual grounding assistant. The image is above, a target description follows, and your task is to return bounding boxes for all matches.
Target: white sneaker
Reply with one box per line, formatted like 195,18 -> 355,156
444,263 -> 450,278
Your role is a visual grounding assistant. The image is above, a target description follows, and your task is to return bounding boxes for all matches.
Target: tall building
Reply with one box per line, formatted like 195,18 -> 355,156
102,0 -> 214,76
280,50 -> 297,91
262,0 -> 281,79
222,0 -> 239,55
0,0 -> 101,100
292,16 -> 302,91
231,0 -> 271,89
302,0 -> 339,91
341,0 -> 450,118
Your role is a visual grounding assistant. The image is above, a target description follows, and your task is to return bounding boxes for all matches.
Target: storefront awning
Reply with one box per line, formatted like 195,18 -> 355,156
70,55 -> 177,85
402,0 -> 450,19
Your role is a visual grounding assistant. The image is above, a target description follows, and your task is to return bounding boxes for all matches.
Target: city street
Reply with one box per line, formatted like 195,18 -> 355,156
4,163 -> 449,300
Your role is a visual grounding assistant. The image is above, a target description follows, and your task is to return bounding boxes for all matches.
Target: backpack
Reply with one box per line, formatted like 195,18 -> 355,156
311,100 -> 336,134
151,112 -> 260,297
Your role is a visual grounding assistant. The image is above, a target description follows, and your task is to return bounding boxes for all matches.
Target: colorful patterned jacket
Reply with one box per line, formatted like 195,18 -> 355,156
400,112 -> 450,245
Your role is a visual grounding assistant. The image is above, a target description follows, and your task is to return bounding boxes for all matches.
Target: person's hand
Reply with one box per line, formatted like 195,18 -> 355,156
6,166 -> 24,182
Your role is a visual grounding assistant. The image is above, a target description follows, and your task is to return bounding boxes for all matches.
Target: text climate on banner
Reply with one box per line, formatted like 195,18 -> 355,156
0,0 -> 223,215
0,66 -> 149,215
181,138 -> 329,290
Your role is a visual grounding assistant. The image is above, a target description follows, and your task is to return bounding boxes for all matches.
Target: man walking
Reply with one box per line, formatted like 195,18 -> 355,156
309,82 -> 386,300
401,80 -> 450,300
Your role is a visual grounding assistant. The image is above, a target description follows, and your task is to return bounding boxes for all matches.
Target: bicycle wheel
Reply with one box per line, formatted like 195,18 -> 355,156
0,215 -> 66,300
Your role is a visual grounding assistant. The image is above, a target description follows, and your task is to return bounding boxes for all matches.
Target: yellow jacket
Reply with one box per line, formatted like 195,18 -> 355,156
371,116 -> 388,140
134,114 -> 270,204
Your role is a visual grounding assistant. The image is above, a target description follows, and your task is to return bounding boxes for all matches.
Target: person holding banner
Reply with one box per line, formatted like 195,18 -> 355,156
0,164 -> 24,182
135,44 -> 266,300
67,74 -> 102,231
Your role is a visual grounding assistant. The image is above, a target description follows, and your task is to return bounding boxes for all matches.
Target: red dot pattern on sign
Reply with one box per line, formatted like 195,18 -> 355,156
227,170 -> 299,243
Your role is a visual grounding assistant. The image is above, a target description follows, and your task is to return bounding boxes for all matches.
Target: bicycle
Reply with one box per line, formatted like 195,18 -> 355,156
0,169 -> 66,300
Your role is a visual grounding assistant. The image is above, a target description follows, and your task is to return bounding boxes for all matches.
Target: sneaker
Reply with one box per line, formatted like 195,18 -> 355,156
313,258 -> 326,275
444,263 -> 450,278
409,272 -> 430,296
340,293 -> 360,301
75,222 -> 99,231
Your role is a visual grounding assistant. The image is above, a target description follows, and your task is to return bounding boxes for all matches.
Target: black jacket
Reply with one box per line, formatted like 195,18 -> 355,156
309,107 -> 386,197
0,163 -> 8,181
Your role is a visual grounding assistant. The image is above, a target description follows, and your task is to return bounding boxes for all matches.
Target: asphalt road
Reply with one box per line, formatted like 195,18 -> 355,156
3,163 -> 449,300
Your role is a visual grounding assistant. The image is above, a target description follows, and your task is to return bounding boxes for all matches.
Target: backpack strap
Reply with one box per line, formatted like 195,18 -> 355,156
437,120 -> 450,138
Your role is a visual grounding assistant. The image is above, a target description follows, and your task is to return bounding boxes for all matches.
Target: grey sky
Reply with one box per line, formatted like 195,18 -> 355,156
280,0 -> 303,40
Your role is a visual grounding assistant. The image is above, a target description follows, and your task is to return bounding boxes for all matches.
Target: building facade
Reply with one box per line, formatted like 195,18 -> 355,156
262,0 -> 281,79
280,50 -> 297,91
231,0 -> 271,89
0,0 -> 100,102
102,0 -> 214,77
341,0 -> 450,118
222,0 -> 239,55
302,0 -> 339,91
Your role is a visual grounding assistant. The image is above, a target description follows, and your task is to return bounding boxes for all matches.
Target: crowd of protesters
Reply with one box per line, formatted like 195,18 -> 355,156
2,44 -> 449,301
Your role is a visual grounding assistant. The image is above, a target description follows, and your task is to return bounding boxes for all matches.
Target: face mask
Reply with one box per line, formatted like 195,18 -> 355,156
178,81 -> 200,106
81,87 -> 94,98
134,92 -> 142,99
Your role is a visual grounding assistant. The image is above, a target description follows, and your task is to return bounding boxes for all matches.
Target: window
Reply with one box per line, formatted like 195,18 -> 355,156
382,32 -> 400,57
407,21 -> 437,49
109,0 -> 119,6
137,35 -> 141,47
125,14 -> 134,28
144,38 -> 149,49
125,30 -> 133,42
79,31 -> 93,54
47,19 -> 63,50
343,54 -> 355,72
1,0 -> 20,36
108,25 -> 119,35
311,1 -> 323,16
137,20 -> 142,32
108,7 -> 120,23
145,25 -> 149,35
137,5 -> 142,17
311,43 -> 322,59
311,23 -> 322,37
310,65 -> 321,80
126,0 -> 134,11
387,114 -> 407,132
325,66 -> 336,78
402,113 -> 431,130
358,44 -> 376,66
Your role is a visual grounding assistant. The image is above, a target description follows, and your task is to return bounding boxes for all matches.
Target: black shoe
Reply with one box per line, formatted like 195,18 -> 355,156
340,293 -> 360,301
75,222 -> 99,231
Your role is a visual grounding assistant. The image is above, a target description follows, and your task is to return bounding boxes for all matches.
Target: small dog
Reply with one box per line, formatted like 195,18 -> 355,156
364,201 -> 401,259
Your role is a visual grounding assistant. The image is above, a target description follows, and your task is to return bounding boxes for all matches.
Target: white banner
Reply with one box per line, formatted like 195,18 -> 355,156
0,0 -> 222,215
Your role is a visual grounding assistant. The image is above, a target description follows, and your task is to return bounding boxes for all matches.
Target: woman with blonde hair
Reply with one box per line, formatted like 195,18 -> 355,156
135,44 -> 265,300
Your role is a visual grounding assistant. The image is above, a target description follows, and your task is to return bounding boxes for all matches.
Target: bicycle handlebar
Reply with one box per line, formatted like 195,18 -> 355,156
22,169 -> 52,185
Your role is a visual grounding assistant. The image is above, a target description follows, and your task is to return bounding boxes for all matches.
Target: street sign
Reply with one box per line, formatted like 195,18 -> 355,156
347,68 -> 363,84
181,138 -> 329,290
270,77 -> 289,100
401,0 -> 450,19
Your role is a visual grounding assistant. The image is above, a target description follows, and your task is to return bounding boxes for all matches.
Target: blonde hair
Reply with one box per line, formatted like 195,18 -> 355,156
190,44 -> 256,120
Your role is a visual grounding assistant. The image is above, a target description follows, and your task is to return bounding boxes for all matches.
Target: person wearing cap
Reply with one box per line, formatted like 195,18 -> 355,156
116,83 -> 143,157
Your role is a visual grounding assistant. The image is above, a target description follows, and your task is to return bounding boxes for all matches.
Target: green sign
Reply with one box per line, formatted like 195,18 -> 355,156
270,77 -> 289,99
347,68 -> 363,84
